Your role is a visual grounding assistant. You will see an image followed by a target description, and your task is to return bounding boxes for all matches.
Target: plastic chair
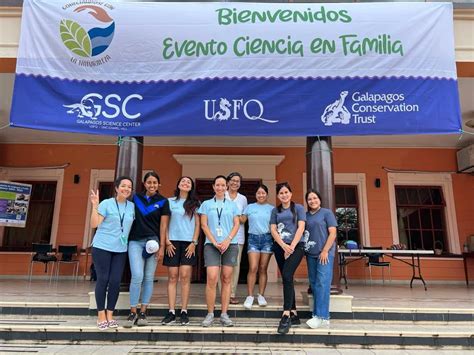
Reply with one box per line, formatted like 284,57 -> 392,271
28,243 -> 57,282
363,246 -> 391,284
55,245 -> 80,281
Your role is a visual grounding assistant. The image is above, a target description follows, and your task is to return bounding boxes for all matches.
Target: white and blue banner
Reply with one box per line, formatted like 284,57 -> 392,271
10,0 -> 461,136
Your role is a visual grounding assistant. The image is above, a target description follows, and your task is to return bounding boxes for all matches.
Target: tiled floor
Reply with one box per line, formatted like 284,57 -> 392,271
0,343 -> 471,354
0,279 -> 472,311
1,315 -> 472,333
0,279 -> 472,353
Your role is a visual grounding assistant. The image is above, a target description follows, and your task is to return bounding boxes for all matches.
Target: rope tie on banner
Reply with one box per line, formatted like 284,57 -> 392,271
458,129 -> 474,141
306,136 -> 333,154
116,137 -> 144,146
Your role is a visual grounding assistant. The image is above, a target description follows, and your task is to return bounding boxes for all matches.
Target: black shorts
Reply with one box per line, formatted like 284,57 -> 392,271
163,240 -> 197,267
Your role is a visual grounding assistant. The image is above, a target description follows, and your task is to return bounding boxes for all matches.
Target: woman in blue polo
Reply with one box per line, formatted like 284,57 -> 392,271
198,175 -> 240,328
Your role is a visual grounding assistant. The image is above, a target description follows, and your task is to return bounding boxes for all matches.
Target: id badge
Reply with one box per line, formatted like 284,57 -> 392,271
216,227 -> 223,237
120,234 -> 127,245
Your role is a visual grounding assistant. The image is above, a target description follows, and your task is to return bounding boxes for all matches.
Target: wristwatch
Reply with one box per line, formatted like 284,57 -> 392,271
192,240 -> 198,246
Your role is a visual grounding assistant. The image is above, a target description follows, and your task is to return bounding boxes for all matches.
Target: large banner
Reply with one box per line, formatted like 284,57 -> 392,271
0,181 -> 32,228
10,0 -> 461,136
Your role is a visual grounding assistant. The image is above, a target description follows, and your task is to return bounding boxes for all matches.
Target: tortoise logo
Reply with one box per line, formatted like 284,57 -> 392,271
60,5 -> 115,58
321,91 -> 351,126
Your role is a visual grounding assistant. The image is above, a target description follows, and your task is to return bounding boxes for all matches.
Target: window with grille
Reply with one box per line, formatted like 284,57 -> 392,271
335,185 -> 360,246
395,186 -> 447,251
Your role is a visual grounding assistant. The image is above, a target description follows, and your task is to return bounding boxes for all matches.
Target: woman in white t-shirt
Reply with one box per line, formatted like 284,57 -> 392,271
162,176 -> 200,326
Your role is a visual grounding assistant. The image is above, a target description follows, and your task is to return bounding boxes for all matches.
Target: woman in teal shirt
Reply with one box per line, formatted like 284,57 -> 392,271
241,184 -> 274,310
161,176 -> 200,326
89,176 -> 135,330
198,175 -> 240,328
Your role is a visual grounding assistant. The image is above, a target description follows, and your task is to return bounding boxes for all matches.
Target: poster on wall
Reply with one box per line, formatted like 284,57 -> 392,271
0,181 -> 32,228
10,0 -> 461,136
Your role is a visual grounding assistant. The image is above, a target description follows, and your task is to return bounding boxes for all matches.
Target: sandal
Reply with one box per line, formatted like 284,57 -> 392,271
97,320 -> 108,330
107,319 -> 119,328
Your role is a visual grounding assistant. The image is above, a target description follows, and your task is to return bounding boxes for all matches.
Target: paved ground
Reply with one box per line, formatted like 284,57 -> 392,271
0,343 -> 472,354
0,279 -> 472,310
1,315 -> 472,334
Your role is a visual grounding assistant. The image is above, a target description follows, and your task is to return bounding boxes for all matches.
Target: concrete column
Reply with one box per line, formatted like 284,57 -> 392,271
306,136 -> 341,294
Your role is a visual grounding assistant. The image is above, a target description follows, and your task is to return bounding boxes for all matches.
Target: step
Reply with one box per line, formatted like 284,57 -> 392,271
0,316 -> 472,347
1,301 -> 472,322
89,292 -> 354,312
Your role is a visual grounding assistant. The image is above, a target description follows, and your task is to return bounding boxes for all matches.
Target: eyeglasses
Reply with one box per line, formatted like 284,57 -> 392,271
229,179 -> 241,183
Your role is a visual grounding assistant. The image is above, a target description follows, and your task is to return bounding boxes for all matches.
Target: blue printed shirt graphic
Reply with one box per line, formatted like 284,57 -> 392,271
92,198 -> 135,253
270,204 -> 306,244
168,197 -> 196,242
244,203 -> 274,235
198,198 -> 239,244
304,208 -> 338,257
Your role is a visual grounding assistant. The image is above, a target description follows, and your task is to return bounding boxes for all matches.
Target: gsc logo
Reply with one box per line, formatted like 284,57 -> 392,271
64,93 -> 143,120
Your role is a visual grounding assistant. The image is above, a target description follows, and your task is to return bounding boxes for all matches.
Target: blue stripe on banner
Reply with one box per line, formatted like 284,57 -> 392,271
9,75 -> 461,136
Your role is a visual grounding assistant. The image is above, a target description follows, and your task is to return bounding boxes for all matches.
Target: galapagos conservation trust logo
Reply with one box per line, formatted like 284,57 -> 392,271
321,91 -> 420,127
60,1 -> 115,66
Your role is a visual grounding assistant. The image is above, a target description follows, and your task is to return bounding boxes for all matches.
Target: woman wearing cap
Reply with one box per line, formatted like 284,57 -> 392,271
89,176 -> 135,330
199,175 -> 240,327
161,176 -> 200,326
304,189 -> 337,329
241,184 -> 274,310
270,182 -> 306,335
124,171 -> 170,328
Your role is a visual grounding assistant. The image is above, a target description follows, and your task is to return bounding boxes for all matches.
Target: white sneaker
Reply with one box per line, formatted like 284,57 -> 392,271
257,294 -> 267,307
243,295 -> 254,310
306,316 -> 330,329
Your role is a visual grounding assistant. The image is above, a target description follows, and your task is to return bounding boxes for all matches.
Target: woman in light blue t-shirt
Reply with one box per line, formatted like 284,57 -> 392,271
241,184 -> 274,310
162,176 -> 200,326
198,175 -> 240,328
89,176 -> 135,331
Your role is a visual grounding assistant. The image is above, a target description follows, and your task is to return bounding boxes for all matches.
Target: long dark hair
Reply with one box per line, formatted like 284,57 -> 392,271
256,184 -> 268,195
173,176 -> 200,219
305,189 -> 322,212
276,182 -> 296,222
143,171 -> 160,184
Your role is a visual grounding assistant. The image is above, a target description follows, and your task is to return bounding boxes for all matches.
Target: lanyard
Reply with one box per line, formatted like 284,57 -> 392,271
214,197 -> 225,226
115,199 -> 127,234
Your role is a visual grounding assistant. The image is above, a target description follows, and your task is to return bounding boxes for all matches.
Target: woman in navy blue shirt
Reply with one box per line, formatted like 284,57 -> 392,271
270,182 -> 306,335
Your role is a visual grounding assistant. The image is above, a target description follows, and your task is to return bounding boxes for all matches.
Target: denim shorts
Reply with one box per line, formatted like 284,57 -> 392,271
247,233 -> 273,254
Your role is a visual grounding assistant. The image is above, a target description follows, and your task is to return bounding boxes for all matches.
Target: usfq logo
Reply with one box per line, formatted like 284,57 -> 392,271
60,2 -> 115,66
204,98 -> 278,124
